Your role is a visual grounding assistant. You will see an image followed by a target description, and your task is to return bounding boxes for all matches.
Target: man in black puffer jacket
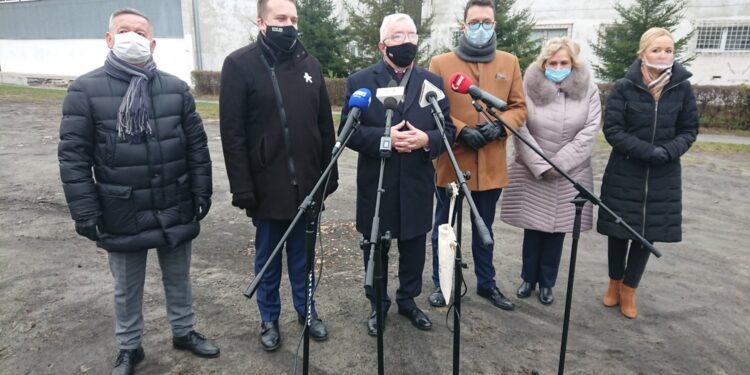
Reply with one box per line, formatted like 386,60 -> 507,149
58,8 -> 218,375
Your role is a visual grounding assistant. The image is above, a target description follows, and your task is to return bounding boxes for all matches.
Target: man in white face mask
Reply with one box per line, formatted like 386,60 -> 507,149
58,8 -> 219,375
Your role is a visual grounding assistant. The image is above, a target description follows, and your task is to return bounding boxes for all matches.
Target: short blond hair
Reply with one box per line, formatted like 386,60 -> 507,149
638,27 -> 674,55
534,37 -> 582,70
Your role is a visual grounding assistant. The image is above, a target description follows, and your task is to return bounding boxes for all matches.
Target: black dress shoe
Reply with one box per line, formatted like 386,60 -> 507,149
367,310 -> 386,337
111,346 -> 144,375
398,308 -> 432,331
298,312 -> 329,341
539,287 -> 554,305
477,287 -> 515,311
428,287 -> 447,307
173,330 -> 220,358
516,281 -> 534,299
260,320 -> 281,351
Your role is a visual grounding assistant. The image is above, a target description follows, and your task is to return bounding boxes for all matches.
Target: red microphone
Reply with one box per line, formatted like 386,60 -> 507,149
449,72 -> 473,94
449,72 -> 508,110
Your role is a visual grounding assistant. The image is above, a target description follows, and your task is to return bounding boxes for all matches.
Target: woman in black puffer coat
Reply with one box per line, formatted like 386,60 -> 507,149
597,28 -> 698,319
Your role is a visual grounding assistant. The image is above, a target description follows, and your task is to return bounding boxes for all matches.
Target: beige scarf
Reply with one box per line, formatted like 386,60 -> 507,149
640,63 -> 672,101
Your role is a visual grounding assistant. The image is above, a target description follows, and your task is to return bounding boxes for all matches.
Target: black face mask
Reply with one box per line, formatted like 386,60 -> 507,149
264,25 -> 298,52
385,43 -> 417,68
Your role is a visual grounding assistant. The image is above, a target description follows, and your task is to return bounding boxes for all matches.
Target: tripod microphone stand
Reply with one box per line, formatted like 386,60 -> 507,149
471,101 -> 661,375
425,92 -> 494,374
243,117 -> 358,375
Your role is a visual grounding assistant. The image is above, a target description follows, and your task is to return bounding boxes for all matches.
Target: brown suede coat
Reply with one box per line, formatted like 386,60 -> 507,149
429,51 -> 527,191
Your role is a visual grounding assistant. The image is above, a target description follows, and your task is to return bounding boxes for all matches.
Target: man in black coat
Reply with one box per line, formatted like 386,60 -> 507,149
57,8 -> 218,375
342,13 -> 454,336
219,0 -> 337,351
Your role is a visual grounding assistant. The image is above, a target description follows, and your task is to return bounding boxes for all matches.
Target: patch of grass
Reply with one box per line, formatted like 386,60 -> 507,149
597,132 -> 750,153
691,142 -> 750,153
196,101 -> 219,120
0,84 -> 67,101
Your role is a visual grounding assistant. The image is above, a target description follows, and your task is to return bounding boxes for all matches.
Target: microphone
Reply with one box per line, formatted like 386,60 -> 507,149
449,72 -> 508,111
377,80 -> 400,157
376,79 -> 405,104
418,79 -> 446,123
333,88 -> 372,155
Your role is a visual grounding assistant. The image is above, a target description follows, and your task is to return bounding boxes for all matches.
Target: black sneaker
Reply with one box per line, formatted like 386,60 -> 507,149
111,346 -> 144,375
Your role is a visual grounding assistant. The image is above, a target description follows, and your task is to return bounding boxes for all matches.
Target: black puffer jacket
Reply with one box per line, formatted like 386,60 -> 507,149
58,67 -> 212,252
597,59 -> 698,243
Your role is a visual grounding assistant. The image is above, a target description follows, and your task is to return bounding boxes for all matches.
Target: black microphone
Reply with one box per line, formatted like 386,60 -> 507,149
449,72 -> 508,111
333,88 -> 372,155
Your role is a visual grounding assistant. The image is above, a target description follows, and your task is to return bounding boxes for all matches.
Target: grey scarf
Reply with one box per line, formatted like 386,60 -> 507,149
103,52 -> 156,143
455,33 -> 496,63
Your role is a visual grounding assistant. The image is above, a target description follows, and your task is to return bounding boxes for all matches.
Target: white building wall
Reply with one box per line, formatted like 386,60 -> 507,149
192,0 -> 258,71
0,38 -> 195,83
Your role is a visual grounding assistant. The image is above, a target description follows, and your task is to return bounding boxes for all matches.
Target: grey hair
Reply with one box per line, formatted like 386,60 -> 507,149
379,13 -> 416,41
108,8 -> 153,33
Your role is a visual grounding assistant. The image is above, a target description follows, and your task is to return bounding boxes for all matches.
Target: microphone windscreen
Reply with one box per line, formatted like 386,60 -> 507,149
387,79 -> 398,88
449,72 -> 473,94
349,88 -> 372,112
383,96 -> 398,111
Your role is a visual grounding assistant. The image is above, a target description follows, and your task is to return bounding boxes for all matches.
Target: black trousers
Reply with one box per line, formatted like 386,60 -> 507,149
362,233 -> 426,313
608,236 -> 651,288
521,229 -> 566,288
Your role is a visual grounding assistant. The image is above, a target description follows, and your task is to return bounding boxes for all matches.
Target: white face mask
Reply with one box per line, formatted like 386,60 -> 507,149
642,57 -> 673,71
112,32 -> 152,65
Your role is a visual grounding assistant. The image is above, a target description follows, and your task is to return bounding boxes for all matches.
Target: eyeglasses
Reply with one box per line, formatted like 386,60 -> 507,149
386,32 -> 419,43
467,21 -> 495,31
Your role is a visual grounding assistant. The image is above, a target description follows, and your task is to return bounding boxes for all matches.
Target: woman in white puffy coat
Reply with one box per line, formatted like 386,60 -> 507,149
500,37 -> 601,305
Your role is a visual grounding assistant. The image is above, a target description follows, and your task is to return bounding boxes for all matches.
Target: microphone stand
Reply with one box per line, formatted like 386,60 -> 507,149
243,117 -> 360,375
361,100 -> 399,375
471,101 -> 661,375
426,96 -> 493,375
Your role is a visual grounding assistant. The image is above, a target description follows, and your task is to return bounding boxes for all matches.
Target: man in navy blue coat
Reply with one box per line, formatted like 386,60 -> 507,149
341,13 -> 454,336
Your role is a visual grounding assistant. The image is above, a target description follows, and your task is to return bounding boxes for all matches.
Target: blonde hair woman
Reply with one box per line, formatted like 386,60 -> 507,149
500,37 -> 601,305
597,28 -> 699,318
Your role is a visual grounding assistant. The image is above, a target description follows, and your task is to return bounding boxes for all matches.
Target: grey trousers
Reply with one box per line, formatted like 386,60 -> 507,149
108,242 -> 195,349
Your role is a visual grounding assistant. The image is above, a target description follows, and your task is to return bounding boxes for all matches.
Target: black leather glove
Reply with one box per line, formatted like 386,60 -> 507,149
650,146 -> 670,166
194,196 -> 211,221
75,218 -> 101,241
232,191 -> 257,210
459,127 -> 488,150
477,121 -> 506,141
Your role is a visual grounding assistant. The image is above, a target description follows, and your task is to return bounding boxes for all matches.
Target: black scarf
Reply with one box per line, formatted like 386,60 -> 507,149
455,33 -> 496,63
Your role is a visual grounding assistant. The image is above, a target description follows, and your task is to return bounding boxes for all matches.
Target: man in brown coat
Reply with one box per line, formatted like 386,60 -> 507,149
427,0 -> 527,310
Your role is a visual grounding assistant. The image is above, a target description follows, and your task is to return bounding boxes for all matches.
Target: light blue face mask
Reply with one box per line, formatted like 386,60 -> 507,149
545,68 -> 572,83
466,26 -> 494,46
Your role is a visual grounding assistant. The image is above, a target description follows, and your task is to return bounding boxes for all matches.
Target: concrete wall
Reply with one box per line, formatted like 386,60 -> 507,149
192,0 -> 258,71
1,0 -> 747,85
0,38 -> 194,83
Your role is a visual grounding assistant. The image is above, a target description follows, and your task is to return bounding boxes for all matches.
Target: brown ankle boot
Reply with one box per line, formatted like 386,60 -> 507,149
602,279 -> 622,307
619,285 -> 637,319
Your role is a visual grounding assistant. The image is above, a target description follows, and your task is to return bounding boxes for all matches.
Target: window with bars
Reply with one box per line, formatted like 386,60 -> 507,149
696,25 -> 750,51
529,28 -> 569,49
452,29 -> 462,47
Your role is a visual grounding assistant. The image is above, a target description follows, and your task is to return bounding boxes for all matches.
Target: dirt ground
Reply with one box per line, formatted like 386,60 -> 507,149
1,96 -> 749,375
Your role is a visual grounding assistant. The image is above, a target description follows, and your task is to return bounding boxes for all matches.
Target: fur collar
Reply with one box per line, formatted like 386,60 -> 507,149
524,63 -> 592,106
